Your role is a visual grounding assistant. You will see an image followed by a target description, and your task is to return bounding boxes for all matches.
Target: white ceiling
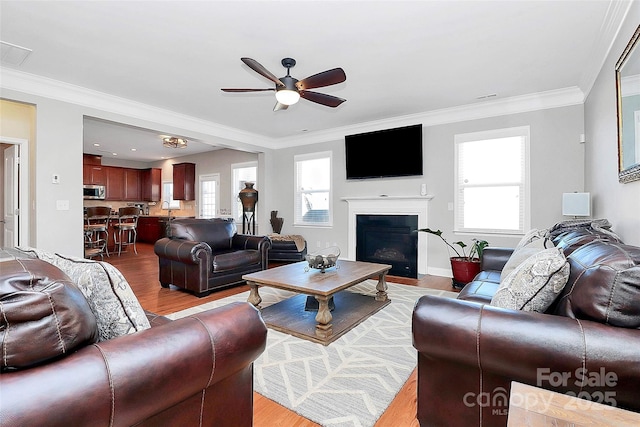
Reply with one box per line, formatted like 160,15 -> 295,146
0,1 -> 632,161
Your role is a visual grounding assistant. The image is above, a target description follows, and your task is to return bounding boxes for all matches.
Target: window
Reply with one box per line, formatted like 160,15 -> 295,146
232,162 -> 257,222
294,151 -> 332,226
454,126 -> 529,235
199,174 -> 220,218
162,182 -> 181,210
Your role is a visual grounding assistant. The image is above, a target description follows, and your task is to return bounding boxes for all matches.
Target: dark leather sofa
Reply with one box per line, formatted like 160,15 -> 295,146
0,255 -> 268,427
412,225 -> 640,426
154,218 -> 271,297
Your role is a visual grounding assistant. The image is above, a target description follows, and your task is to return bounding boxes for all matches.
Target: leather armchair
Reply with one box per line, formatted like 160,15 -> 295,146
1,301 -> 267,427
154,218 -> 271,297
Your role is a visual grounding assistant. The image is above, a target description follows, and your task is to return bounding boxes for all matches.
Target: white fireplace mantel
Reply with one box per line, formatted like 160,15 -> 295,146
342,195 -> 434,275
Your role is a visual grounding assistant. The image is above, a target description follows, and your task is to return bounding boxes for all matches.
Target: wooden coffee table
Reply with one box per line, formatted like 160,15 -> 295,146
243,259 -> 392,345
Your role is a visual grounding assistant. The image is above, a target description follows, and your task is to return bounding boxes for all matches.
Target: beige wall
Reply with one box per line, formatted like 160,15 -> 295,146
584,5 -> 640,245
0,98 -> 37,245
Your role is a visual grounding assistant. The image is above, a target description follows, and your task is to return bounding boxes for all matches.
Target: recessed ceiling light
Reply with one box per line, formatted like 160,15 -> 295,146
112,153 -> 117,156
93,143 -> 100,147
131,148 -> 137,151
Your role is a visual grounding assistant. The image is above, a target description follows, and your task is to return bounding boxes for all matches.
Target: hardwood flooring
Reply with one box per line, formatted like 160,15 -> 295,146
106,243 -> 455,426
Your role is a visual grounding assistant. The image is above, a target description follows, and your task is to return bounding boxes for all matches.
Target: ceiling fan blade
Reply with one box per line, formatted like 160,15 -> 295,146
221,88 -> 274,92
241,57 -> 285,87
273,102 -> 289,112
296,68 -> 346,90
300,90 -> 346,108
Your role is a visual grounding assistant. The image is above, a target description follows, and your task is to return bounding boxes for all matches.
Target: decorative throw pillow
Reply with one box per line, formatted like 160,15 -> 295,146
514,228 -> 548,251
491,247 -> 569,312
0,259 -> 98,371
500,237 -> 553,282
16,247 -> 150,341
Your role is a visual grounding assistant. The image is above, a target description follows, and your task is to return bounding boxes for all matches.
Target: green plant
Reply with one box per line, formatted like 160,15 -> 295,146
418,228 -> 489,260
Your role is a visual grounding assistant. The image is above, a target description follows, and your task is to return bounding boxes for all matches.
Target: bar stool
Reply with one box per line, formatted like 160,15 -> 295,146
113,206 -> 139,255
84,206 -> 111,259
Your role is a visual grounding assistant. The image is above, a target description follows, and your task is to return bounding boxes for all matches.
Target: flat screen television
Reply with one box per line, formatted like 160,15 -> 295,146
345,124 -> 423,179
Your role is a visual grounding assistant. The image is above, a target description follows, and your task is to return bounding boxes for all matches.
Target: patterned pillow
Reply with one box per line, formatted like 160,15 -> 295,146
500,237 -> 552,282
16,247 -> 150,341
491,247 -> 569,312
514,228 -> 548,251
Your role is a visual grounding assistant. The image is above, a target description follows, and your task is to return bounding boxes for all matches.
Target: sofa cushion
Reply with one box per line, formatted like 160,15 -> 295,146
500,237 -> 553,282
491,247 -> 569,312
0,259 -> 98,371
17,248 -> 151,341
552,241 -> 640,328
171,218 -> 236,251
213,250 -> 261,272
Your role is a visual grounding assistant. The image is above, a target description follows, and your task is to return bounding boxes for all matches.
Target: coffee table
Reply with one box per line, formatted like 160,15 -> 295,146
243,259 -> 392,345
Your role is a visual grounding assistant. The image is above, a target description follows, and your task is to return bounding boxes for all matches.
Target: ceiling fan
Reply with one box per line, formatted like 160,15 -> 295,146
221,57 -> 346,111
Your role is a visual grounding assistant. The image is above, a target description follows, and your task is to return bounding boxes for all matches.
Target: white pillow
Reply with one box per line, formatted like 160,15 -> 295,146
500,237 -> 552,282
16,247 -> 150,341
491,247 -> 569,312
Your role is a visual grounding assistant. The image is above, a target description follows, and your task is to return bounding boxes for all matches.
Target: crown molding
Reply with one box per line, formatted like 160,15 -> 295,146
1,67 -> 583,150
0,68 -> 274,148
275,86 -> 585,148
579,0 -> 634,98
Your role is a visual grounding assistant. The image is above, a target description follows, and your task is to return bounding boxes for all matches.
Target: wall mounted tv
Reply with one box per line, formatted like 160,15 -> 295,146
345,124 -> 423,179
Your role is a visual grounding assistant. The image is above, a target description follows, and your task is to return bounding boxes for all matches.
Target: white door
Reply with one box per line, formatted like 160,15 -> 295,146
3,144 -> 19,246
199,174 -> 220,218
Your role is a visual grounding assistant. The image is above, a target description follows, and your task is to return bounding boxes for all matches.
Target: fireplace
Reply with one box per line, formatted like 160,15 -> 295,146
356,215 -> 418,278
343,195 -> 433,276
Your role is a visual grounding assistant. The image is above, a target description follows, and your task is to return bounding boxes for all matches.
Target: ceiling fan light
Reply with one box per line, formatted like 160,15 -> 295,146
163,137 -> 188,149
275,89 -> 300,106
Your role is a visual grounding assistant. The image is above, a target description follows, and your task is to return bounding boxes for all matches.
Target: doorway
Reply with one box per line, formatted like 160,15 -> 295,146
1,136 -> 30,247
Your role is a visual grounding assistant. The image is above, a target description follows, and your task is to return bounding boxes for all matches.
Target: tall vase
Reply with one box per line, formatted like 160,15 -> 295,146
238,182 -> 258,234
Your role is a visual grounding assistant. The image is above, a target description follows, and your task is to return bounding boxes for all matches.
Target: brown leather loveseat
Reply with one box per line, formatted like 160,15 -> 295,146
412,222 -> 640,426
0,254 -> 267,427
154,218 -> 271,297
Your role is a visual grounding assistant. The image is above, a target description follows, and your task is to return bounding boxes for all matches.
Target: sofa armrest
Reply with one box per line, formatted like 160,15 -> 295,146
413,296 -> 640,412
231,234 -> 271,251
0,302 -> 267,427
154,237 -> 212,264
480,247 -> 514,272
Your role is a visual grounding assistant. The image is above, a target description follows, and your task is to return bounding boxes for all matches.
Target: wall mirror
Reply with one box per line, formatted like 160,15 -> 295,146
616,24 -> 640,183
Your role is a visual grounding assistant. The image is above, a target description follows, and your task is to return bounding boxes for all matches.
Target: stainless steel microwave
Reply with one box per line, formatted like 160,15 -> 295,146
83,184 -> 105,200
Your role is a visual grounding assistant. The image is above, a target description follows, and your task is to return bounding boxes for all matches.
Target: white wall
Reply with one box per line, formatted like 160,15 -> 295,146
585,4 -> 640,246
268,104 -> 585,273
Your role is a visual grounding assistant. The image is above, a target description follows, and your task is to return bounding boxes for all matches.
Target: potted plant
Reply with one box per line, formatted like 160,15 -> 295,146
418,228 -> 489,289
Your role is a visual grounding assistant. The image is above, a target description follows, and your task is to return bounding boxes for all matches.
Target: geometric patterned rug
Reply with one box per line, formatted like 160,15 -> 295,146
167,281 -> 457,427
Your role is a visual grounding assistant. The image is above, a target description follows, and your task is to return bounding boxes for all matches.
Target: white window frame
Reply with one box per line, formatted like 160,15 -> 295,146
454,126 -> 530,235
162,181 -> 181,210
293,151 -> 333,227
231,161 -> 258,223
198,173 -> 220,219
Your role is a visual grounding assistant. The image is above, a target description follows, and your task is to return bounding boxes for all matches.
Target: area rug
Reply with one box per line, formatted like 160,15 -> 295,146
167,281 -> 457,427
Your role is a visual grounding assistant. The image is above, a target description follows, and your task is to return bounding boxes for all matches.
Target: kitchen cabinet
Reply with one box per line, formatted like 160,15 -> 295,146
124,168 -> 141,201
83,164 -> 105,185
173,162 -> 195,201
142,168 -> 162,202
105,166 -> 124,200
137,216 -> 167,243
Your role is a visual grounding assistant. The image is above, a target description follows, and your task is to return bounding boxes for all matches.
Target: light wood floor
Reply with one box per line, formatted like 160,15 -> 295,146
106,243 -> 455,426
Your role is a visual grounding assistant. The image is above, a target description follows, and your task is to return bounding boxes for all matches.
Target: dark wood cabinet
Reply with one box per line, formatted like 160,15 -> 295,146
83,164 -> 105,185
142,168 -> 162,202
105,166 -> 124,200
173,162 -> 195,201
124,168 -> 141,201
137,216 -> 163,243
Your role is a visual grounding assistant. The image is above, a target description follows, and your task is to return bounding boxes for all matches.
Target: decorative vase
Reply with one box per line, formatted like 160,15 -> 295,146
270,210 -> 284,234
238,182 -> 258,212
450,257 -> 481,289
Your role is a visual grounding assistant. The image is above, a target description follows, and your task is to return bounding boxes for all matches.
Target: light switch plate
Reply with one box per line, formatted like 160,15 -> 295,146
52,174 -> 60,184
